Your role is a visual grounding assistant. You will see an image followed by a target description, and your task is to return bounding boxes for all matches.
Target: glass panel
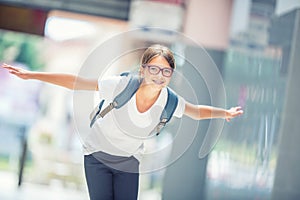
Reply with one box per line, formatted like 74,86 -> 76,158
204,1 -> 296,199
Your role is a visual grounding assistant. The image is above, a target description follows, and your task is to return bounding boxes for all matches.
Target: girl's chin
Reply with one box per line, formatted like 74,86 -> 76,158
153,82 -> 166,88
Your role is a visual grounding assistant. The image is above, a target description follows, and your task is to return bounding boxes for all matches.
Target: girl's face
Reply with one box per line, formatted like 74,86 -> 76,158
140,56 -> 174,90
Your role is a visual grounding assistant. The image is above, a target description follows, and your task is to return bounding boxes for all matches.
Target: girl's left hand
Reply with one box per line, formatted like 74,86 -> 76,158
225,106 -> 244,122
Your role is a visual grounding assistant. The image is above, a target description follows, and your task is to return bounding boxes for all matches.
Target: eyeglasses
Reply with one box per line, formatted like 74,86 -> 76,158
142,64 -> 174,77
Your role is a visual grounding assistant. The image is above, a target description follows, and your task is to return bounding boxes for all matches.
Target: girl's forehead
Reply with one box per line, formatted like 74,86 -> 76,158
148,56 -> 171,68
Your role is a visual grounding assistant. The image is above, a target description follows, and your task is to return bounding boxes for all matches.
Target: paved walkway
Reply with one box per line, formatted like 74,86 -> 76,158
0,171 -> 89,200
0,171 -> 162,200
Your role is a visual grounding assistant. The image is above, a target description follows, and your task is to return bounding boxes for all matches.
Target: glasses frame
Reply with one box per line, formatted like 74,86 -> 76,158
142,64 -> 174,77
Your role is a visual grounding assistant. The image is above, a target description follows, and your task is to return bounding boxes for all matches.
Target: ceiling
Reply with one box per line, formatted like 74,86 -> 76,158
0,0 -> 132,20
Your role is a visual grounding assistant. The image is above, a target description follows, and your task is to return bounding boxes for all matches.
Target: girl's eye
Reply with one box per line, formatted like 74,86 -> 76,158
149,66 -> 159,73
163,69 -> 172,76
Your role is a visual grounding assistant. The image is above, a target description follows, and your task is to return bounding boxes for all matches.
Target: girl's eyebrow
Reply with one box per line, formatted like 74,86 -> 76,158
147,64 -> 172,69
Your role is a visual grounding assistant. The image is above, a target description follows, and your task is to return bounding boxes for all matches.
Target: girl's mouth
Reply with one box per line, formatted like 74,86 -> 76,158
152,79 -> 165,85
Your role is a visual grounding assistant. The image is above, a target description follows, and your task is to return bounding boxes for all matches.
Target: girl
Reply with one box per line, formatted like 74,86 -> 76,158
2,44 -> 243,200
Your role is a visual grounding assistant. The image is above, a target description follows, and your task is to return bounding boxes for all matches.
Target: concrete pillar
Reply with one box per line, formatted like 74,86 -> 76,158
162,45 -> 225,200
271,9 -> 300,200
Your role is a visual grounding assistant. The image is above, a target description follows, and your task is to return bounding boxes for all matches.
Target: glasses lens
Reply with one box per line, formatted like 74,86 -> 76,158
144,64 -> 173,77
162,68 -> 173,77
148,65 -> 160,75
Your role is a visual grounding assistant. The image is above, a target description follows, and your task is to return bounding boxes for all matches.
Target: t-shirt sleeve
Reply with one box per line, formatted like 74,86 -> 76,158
97,75 -> 126,100
173,95 -> 186,118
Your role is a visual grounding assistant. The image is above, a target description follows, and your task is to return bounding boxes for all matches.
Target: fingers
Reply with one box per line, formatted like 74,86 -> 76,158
9,70 -> 19,76
232,106 -> 243,114
2,63 -> 18,72
235,106 -> 242,111
226,106 -> 244,122
2,63 -> 24,74
2,63 -> 13,69
1,63 -> 29,80
231,106 -> 242,111
233,109 -> 243,117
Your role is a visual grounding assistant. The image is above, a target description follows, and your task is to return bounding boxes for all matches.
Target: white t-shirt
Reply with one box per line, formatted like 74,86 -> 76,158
82,75 -> 186,158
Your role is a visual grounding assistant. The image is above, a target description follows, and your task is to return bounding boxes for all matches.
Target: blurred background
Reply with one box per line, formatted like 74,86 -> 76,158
0,0 -> 300,199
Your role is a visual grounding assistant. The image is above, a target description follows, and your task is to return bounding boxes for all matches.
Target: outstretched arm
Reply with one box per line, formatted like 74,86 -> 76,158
184,101 -> 243,122
2,63 -> 98,90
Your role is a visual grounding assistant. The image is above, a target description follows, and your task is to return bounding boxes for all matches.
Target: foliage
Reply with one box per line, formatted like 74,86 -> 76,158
0,30 -> 44,70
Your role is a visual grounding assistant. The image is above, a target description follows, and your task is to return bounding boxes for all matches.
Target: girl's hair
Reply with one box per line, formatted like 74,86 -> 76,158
141,44 -> 175,69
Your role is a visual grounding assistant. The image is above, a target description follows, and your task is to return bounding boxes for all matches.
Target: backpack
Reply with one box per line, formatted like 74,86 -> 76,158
89,72 -> 178,137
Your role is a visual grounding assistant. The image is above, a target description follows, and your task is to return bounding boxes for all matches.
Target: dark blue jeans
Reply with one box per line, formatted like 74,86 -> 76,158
84,152 -> 139,200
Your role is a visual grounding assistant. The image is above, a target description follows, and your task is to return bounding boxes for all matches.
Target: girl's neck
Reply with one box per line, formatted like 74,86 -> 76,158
137,83 -> 162,101
135,83 -> 162,113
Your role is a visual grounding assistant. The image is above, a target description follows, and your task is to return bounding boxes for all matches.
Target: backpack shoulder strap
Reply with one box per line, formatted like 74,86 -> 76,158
114,72 -> 141,109
161,88 -> 178,123
150,87 -> 178,136
90,72 -> 141,127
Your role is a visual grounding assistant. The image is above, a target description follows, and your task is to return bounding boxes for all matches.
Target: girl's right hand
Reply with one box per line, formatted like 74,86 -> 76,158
2,63 -> 32,80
